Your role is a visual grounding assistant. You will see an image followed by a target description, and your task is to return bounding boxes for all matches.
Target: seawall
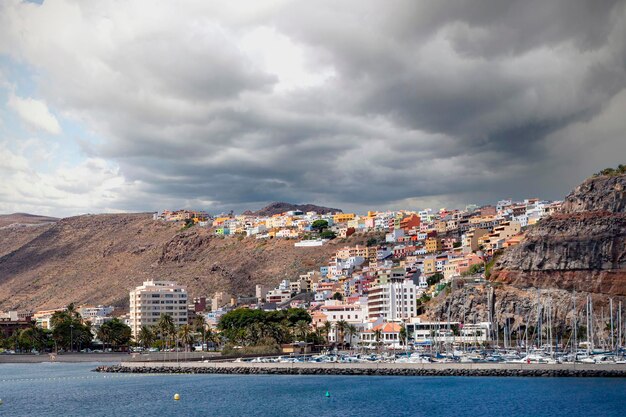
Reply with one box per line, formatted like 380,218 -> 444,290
95,361 -> 626,377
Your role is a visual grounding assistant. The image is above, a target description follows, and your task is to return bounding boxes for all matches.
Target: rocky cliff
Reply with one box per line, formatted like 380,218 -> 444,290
0,213 -> 353,311
427,173 -> 626,330
491,173 -> 626,296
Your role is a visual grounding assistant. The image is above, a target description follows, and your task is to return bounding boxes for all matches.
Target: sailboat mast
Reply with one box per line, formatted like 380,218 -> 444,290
610,298 -> 614,351
572,291 -> 577,354
585,296 -> 591,354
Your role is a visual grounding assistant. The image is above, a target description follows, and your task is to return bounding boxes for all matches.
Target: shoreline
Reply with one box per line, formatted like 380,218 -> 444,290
0,351 -> 220,364
95,361 -> 626,378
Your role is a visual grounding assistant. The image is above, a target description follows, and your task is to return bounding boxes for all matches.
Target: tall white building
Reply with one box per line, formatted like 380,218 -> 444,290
129,280 -> 188,338
367,278 -> 419,321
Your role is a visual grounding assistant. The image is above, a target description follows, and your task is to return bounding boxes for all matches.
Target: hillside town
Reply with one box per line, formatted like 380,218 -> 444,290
1,197 -> 564,353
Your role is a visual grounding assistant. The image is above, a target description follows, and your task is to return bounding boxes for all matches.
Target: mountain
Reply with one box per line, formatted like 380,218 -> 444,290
243,202 -> 342,217
427,171 -> 626,329
0,214 -> 59,259
0,213 -> 58,228
0,213 -> 357,311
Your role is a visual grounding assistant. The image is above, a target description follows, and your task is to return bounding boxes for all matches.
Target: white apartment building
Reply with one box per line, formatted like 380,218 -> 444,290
367,278 -> 419,321
79,305 -> 114,321
129,280 -> 188,338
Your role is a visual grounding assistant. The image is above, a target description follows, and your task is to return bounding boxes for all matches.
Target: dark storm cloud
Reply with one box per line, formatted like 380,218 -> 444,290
4,0 -> 626,214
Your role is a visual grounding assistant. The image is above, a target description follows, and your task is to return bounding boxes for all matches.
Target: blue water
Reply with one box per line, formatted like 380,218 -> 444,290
1,363 -> 625,416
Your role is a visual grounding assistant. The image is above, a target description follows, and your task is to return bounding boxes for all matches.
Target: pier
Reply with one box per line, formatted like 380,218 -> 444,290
96,361 -> 626,377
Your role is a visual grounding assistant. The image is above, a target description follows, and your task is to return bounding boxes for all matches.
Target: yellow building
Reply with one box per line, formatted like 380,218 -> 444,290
333,213 -> 356,223
425,237 -> 443,253
212,217 -> 230,227
423,257 -> 437,275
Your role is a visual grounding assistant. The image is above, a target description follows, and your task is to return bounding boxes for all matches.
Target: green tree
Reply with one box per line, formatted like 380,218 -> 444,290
97,318 -> 131,351
295,320 -> 309,342
399,325 -> 407,347
346,324 -> 358,349
50,304 -> 92,352
427,272 -> 444,286
18,325 -> 49,352
373,329 -> 383,352
332,292 -> 343,301
320,230 -> 337,240
137,325 -> 155,348
335,320 -> 348,349
178,324 -> 195,352
193,315 -> 207,351
366,237 -> 378,247
217,308 -> 312,347
322,321 -> 332,345
311,220 -> 328,233
157,314 -> 176,349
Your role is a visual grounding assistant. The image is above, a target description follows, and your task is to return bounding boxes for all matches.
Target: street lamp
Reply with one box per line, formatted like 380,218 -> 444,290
70,324 -> 74,353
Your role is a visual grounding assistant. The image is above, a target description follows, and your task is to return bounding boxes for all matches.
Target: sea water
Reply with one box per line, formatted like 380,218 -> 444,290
1,362 -> 625,416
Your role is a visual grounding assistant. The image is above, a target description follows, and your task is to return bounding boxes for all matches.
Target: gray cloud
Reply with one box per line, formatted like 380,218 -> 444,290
2,0 -> 626,215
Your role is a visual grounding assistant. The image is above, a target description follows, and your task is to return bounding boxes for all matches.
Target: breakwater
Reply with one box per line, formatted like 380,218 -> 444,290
95,362 -> 626,378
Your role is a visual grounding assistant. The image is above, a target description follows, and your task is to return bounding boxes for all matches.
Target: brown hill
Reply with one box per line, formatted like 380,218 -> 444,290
0,213 -> 357,311
0,213 -> 58,228
243,202 -> 342,216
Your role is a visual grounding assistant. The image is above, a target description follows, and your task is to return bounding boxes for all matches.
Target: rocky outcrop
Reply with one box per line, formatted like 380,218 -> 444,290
560,174 -> 626,213
427,173 -> 626,328
491,173 -> 626,297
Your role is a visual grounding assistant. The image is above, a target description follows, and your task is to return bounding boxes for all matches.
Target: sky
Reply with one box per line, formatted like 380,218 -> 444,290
1,0 -> 625,217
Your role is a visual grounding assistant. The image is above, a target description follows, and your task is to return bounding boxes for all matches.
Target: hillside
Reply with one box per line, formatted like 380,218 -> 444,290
243,202 -> 342,217
0,213 -> 356,311
0,213 -> 58,228
426,172 -> 626,328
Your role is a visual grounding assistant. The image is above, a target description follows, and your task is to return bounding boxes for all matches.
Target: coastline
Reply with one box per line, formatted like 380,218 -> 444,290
96,361 -> 626,378
0,352 -> 220,364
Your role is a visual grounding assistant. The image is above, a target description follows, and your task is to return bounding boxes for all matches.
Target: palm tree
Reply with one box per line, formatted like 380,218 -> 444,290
295,320 -> 309,342
346,324 -> 358,351
322,321 -> 332,345
374,329 -> 383,353
205,328 -> 220,351
193,316 -> 207,351
178,324 -> 195,352
157,314 -> 175,349
18,325 -> 48,352
335,320 -> 348,350
137,325 -> 155,348
97,323 -> 113,351
399,325 -> 408,347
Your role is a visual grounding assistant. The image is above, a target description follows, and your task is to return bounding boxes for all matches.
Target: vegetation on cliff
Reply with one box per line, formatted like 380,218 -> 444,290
594,164 -> 626,177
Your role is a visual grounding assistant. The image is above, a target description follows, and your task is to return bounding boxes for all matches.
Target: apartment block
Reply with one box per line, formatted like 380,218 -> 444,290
129,280 -> 188,338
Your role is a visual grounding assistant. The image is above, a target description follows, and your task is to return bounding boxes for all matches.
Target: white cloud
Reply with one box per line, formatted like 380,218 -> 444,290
7,93 -> 61,135
0,141 -> 134,216
0,0 -> 624,216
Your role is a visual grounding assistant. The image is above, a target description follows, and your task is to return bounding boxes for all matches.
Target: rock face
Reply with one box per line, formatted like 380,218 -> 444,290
0,213 -> 353,311
491,173 -> 626,297
428,173 -> 626,329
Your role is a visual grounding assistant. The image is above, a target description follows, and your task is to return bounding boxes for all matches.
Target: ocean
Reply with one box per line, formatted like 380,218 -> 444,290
0,362 -> 625,416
